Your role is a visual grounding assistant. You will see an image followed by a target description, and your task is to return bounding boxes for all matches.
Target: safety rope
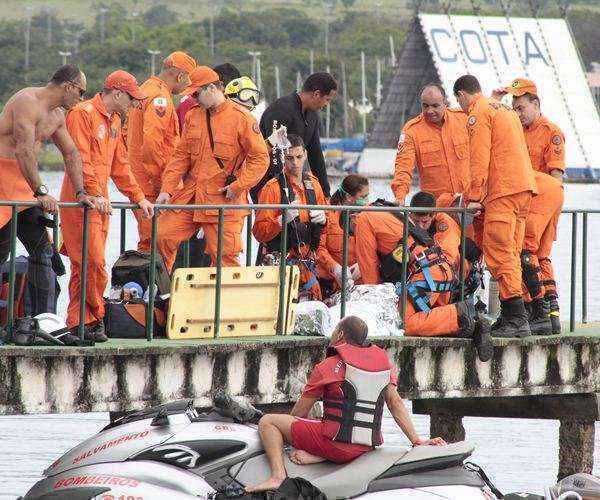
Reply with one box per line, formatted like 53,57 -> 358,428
497,0 -> 530,78
527,0 -> 592,176
469,0 -> 502,85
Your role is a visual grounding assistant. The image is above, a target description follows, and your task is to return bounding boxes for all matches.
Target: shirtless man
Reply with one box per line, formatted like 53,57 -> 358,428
0,65 -> 94,316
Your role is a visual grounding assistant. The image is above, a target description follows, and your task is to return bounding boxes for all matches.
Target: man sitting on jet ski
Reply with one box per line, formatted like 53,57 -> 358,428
246,316 -> 446,493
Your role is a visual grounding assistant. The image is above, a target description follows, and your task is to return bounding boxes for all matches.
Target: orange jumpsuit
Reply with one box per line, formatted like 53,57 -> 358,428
61,94 -> 146,328
467,95 -> 537,301
354,211 -> 463,336
253,173 -> 326,300
157,99 -> 269,270
127,76 -> 180,252
523,171 -> 563,300
391,109 -> 470,203
316,211 -> 358,295
523,115 -> 565,176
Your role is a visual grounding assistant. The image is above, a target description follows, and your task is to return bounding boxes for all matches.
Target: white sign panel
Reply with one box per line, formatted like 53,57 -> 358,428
419,13 -> 600,170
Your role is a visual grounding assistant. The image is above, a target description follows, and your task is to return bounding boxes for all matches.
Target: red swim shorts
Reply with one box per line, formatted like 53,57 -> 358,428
290,418 -> 371,464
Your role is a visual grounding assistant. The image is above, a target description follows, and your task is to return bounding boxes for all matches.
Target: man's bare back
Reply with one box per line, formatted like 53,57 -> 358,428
0,87 -> 66,159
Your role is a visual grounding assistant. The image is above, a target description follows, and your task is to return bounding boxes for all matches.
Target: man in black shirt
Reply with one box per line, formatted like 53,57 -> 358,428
254,72 -> 338,200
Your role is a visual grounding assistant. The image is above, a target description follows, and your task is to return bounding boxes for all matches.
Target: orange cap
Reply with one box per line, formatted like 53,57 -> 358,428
504,77 -> 538,97
164,51 -> 196,75
104,70 -> 146,100
182,66 -> 220,95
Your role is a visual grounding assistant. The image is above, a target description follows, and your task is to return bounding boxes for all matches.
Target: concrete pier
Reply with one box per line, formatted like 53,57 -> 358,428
1,328 -> 599,479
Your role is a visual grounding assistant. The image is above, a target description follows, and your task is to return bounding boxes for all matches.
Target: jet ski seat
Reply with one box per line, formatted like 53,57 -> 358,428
234,441 -> 475,499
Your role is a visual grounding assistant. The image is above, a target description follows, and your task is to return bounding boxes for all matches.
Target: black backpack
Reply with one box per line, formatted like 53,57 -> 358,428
111,251 -> 171,296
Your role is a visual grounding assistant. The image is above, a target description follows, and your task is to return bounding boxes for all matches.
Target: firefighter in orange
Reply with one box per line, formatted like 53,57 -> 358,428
391,84 -> 470,204
454,74 -> 537,338
127,51 -> 196,252
316,174 -> 369,298
155,66 -> 269,270
61,71 -> 154,341
354,192 -> 492,361
253,134 -> 327,300
494,78 -> 565,334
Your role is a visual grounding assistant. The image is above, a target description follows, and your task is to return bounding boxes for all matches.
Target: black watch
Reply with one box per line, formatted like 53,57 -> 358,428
33,184 -> 49,197
75,189 -> 87,198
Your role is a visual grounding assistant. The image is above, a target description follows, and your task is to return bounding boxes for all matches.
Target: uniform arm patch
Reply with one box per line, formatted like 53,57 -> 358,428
551,135 -> 562,146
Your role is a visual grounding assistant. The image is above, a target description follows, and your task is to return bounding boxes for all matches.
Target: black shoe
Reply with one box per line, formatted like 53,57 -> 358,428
528,298 -> 553,336
456,299 -> 476,337
473,314 -> 493,362
89,322 -> 108,343
492,297 -> 531,339
545,295 -> 562,334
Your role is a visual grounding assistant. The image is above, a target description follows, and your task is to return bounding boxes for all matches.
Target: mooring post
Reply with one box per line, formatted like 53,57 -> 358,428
430,414 -> 465,442
558,418 -> 595,481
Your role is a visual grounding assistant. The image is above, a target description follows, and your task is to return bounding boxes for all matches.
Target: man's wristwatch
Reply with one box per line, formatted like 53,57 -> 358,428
75,189 -> 87,198
33,184 -> 49,197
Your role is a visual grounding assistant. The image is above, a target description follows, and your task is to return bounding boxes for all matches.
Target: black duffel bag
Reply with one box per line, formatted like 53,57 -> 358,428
111,250 -> 171,296
104,298 -> 166,339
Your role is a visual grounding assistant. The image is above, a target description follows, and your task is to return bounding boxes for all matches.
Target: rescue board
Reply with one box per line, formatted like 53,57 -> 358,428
167,266 -> 299,339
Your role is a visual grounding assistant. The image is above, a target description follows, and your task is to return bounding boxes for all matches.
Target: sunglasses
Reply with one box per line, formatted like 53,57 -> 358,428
68,80 -> 86,98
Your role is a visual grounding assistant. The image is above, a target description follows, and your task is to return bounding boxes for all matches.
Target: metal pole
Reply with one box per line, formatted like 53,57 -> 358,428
276,209 -> 288,335
296,71 -> 302,93
310,50 -> 314,74
248,51 -> 261,82
340,210 -> 350,319
326,65 -> 331,139
213,209 -> 224,338
256,56 -> 262,91
582,212 -> 588,324
24,6 -> 32,80
376,59 -> 382,108
146,212 -> 158,342
361,51 -> 367,137
148,50 -> 161,77
6,207 -> 18,341
245,214 -> 253,267
325,19 -> 329,57
183,240 -> 190,268
569,213 -> 577,333
78,208 -> 90,343
120,208 -> 126,254
459,209 -> 467,302
52,212 -> 59,254
58,51 -> 71,66
389,34 -> 396,67
400,211 -> 409,329
342,61 -> 349,136
275,66 -> 281,99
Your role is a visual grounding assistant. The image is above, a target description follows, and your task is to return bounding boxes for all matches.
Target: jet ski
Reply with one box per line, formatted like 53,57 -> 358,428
21,396 -> 501,499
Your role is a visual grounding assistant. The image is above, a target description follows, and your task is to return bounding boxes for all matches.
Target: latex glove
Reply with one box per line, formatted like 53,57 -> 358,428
277,200 -> 300,226
309,209 -> 326,225
196,227 -> 205,239
267,124 -> 291,149
332,264 -> 354,288
349,263 -> 361,282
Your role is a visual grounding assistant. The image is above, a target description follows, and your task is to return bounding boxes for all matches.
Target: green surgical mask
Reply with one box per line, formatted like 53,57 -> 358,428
355,196 -> 369,206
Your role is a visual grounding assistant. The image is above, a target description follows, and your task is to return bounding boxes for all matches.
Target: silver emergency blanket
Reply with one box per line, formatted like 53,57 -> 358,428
292,284 -> 403,337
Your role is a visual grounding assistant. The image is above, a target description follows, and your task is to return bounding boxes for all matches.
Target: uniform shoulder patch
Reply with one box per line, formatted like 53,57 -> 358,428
397,133 -> 406,152
153,97 -> 168,118
252,122 -> 260,134
437,222 -> 448,232
97,123 -> 106,140
468,115 -> 477,126
551,135 -> 562,146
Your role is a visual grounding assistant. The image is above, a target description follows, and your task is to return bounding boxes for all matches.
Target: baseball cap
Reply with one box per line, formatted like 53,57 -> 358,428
182,66 -> 220,95
504,77 -> 538,97
104,70 -> 146,100
164,51 -> 197,75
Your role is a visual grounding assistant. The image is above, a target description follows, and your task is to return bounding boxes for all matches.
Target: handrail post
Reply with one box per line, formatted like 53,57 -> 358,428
459,208 -> 467,302
581,212 -> 588,324
569,212 -> 577,333
213,208 -> 224,339
6,206 -> 18,341
146,210 -> 159,342
400,210 -> 409,330
276,208 -> 288,335
78,207 -> 90,344
340,209 -> 350,319
246,213 -> 253,267
120,208 -> 126,255
52,212 -> 59,254
183,240 -> 190,268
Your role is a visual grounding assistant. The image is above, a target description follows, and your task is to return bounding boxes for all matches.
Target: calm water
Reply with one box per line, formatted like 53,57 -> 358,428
1,174 -> 599,498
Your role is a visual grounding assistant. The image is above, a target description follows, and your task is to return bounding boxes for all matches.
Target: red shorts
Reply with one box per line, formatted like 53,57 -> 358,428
290,418 -> 371,464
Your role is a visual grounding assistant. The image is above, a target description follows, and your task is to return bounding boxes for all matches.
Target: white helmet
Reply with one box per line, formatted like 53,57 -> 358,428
34,313 -> 67,334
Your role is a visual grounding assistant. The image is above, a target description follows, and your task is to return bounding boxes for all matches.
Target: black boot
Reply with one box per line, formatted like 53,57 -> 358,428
456,300 -> 493,362
528,298 -> 553,336
545,294 -> 561,334
89,322 -> 108,343
491,297 -> 531,339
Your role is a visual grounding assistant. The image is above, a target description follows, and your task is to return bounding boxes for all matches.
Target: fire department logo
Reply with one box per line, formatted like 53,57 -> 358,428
437,222 -> 448,232
551,135 -> 562,146
511,80 -> 520,88
97,124 -> 106,140
468,116 -> 477,126
252,123 -> 260,134
153,97 -> 167,118
397,133 -> 406,152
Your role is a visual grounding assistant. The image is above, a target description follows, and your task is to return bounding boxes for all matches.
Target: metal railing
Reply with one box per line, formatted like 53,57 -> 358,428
0,200 -> 594,343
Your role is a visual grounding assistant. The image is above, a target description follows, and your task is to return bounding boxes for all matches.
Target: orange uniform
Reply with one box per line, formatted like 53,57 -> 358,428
253,173 -> 326,300
157,99 -> 269,270
522,171 -> 563,301
316,211 -> 358,294
392,109 -> 470,203
127,76 -> 180,252
61,94 -> 146,328
523,115 -> 565,176
354,211 -> 463,336
467,95 -> 537,300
